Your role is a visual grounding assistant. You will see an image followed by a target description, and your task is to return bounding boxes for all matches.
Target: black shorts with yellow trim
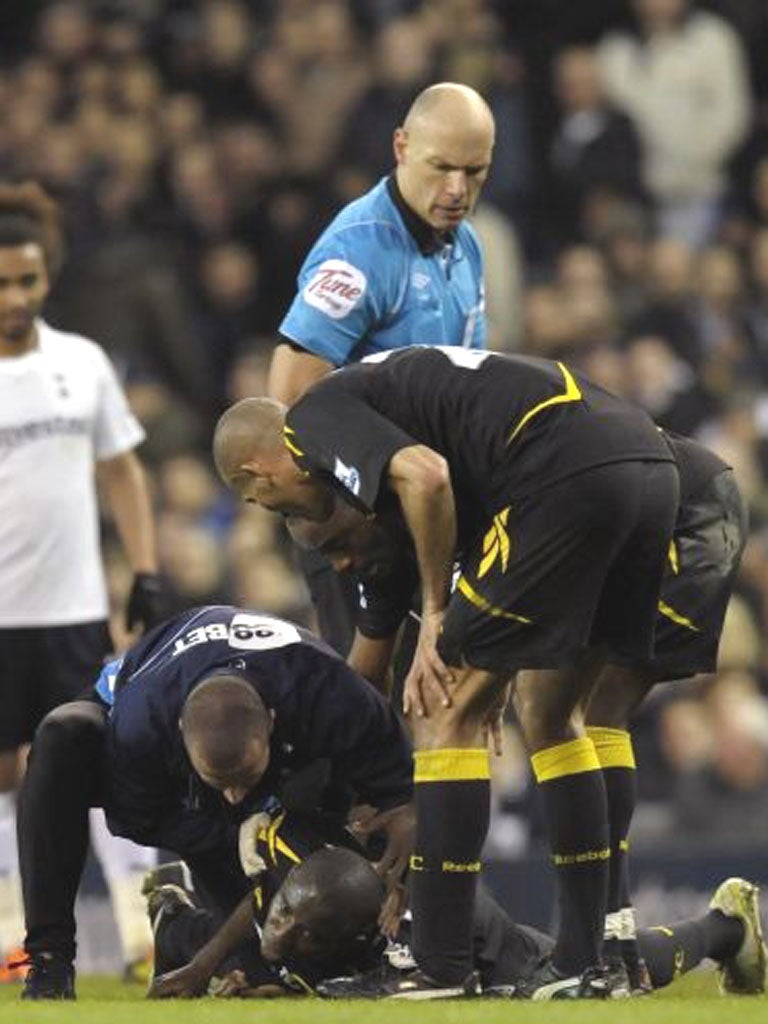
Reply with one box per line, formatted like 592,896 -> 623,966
437,461 -> 679,675
649,469 -> 747,682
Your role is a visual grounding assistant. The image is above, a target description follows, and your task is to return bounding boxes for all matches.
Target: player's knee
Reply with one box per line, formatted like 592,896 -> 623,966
514,690 -> 575,751
33,700 -> 106,753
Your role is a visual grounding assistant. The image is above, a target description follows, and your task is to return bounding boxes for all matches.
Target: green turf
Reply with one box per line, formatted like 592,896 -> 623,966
0,971 -> 765,1023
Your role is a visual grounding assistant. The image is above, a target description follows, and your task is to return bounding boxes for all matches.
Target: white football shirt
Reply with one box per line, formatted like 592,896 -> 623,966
0,320 -> 145,625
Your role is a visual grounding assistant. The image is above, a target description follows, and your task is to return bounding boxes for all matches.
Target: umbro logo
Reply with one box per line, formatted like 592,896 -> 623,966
411,272 -> 430,290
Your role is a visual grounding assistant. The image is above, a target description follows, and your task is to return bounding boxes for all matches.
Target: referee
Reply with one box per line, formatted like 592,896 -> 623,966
268,82 -> 495,656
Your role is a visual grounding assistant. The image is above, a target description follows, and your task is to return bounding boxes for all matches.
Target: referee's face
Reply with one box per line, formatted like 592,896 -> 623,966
394,118 -> 493,232
0,243 -> 49,353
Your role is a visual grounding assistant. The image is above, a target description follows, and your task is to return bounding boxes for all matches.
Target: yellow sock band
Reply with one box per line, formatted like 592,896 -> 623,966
586,727 -> 636,770
414,748 -> 491,783
531,737 -> 600,783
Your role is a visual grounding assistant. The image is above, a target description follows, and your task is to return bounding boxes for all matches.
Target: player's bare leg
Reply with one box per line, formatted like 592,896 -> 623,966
512,656 -> 612,997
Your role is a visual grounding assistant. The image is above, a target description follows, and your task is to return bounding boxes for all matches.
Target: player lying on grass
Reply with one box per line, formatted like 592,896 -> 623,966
17,605 -> 414,1000
284,428 -> 747,996
144,804 -> 766,1000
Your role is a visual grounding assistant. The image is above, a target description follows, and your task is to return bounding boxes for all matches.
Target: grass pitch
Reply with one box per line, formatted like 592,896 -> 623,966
1,971 -> 766,1024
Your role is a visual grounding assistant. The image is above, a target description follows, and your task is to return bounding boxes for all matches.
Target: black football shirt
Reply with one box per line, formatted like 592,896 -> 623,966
286,346 -> 676,548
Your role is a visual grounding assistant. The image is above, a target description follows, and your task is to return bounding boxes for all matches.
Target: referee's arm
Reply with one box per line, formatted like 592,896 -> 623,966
267,341 -> 333,405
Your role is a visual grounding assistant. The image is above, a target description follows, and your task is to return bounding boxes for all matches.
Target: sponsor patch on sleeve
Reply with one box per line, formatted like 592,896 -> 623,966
302,259 -> 366,319
333,456 -> 361,495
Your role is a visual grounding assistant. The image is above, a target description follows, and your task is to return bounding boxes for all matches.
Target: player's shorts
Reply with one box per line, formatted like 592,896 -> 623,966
438,461 -> 679,674
0,620 -> 111,751
649,469 -> 747,682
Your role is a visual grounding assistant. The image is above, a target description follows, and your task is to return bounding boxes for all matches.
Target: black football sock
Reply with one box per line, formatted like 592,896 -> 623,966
410,748 -> 490,985
587,727 -> 638,966
637,912 -> 743,989
531,737 -> 609,976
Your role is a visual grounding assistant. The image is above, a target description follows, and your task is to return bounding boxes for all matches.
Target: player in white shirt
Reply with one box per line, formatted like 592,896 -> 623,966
0,182 -> 163,985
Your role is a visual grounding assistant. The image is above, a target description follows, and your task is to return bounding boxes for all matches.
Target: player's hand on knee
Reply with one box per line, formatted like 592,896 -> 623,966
403,612 -> 453,717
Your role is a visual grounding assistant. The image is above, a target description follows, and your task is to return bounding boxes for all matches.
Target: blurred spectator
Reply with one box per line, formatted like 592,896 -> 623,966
471,201 -> 524,351
626,238 -> 703,369
123,377 -> 208,465
668,677 -> 768,845
158,515 -> 230,612
599,0 -> 751,247
597,203 -> 652,322
549,46 -> 644,243
225,345 -> 271,404
744,228 -> 768,380
623,333 -> 716,435
51,235 -> 215,417
193,241 -> 267,398
441,21 -> 532,226
693,244 -> 755,399
340,15 -> 438,184
156,452 -> 235,537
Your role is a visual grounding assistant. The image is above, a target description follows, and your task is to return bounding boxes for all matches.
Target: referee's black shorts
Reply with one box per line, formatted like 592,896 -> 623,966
438,461 -> 679,675
0,620 -> 111,751
649,469 -> 747,682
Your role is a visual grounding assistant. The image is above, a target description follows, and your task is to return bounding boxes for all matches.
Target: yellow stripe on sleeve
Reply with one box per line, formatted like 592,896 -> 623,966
283,425 -> 305,457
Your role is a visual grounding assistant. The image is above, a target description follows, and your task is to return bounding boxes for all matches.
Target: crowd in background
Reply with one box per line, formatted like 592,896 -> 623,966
3,0 -> 768,854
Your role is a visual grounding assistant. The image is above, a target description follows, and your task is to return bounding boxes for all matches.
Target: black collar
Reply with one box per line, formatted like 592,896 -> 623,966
386,174 -> 454,255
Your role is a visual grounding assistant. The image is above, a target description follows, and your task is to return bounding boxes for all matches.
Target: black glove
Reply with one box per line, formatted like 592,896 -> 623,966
126,573 -> 166,633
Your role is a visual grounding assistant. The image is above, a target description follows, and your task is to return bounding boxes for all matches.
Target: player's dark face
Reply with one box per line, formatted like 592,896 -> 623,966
394,120 -> 492,232
0,244 -> 49,351
289,508 -> 403,579
261,884 -> 331,964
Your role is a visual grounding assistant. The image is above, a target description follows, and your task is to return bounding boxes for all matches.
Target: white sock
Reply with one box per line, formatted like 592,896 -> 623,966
89,809 -> 155,964
0,793 -> 24,952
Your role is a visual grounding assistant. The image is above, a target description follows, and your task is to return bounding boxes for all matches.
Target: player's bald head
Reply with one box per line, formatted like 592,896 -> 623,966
181,674 -> 272,799
261,848 -> 385,968
212,397 -> 287,482
214,396 -> 334,520
404,82 -> 495,140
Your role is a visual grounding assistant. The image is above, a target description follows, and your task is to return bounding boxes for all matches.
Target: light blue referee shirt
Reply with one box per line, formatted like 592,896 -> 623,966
279,176 -> 486,365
